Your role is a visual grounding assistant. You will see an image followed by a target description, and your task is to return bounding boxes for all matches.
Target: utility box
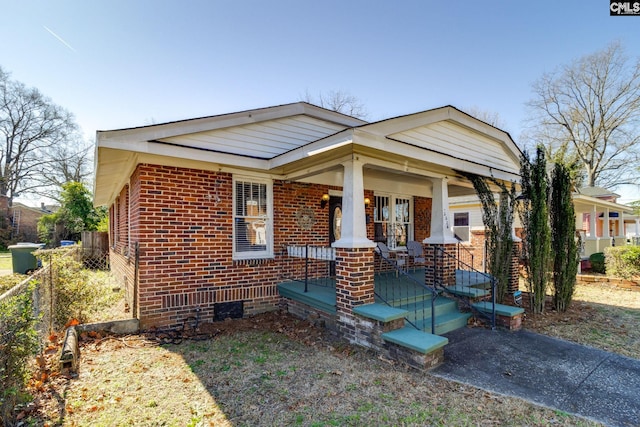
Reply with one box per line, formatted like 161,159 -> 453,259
8,243 -> 41,274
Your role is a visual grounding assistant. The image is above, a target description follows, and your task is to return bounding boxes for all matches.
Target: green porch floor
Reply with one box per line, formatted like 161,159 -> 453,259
277,268 -> 431,314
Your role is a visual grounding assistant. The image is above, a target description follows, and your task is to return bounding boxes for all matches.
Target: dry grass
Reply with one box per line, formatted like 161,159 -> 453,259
26,313 -> 599,427
522,281 -> 640,359
22,276 -> 639,426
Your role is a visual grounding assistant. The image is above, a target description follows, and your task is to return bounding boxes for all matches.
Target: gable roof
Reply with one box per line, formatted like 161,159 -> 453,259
94,103 -> 522,206
576,186 -> 621,199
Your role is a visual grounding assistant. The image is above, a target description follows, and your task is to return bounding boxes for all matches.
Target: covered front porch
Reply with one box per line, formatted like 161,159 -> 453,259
272,106 -> 523,369
573,191 -> 636,260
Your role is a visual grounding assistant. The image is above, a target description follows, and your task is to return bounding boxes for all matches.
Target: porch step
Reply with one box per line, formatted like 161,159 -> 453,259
382,291 -> 438,308
445,285 -> 490,298
455,270 -> 494,290
400,297 -> 458,323
456,269 -> 492,283
471,301 -> 524,317
381,326 -> 448,354
413,311 -> 473,335
277,282 -> 336,314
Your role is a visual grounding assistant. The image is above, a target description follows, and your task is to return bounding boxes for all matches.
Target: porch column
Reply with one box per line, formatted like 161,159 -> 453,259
332,158 -> 376,344
423,178 -> 457,287
589,205 -> 597,238
332,158 -> 373,249
423,178 -> 457,245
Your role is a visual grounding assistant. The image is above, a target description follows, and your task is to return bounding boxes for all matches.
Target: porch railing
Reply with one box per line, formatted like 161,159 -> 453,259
280,244 -> 336,292
456,242 -> 478,271
375,252 -> 439,334
433,246 -> 496,329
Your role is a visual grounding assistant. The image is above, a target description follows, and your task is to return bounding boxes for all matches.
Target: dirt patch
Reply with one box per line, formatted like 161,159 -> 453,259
22,311 -> 601,426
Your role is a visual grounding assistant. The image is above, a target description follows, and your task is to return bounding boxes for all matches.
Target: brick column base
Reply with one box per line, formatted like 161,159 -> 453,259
424,243 -> 457,287
508,241 -> 522,295
335,247 -> 375,341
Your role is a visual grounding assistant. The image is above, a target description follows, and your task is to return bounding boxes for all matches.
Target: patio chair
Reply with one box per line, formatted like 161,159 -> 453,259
376,242 -> 406,273
407,241 -> 426,271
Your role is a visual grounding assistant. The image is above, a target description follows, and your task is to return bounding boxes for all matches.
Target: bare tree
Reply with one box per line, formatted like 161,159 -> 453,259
0,66 -> 79,204
32,134 -> 94,202
462,106 -> 508,129
525,41 -> 640,189
301,90 -> 368,119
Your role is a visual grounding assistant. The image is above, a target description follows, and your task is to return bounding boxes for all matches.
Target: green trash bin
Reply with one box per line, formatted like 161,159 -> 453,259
8,243 -> 41,274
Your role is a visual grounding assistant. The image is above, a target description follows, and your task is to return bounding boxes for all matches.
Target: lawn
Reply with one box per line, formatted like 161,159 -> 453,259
29,313 -> 599,427
0,251 -> 13,271
522,280 -> 640,359
23,277 -> 639,426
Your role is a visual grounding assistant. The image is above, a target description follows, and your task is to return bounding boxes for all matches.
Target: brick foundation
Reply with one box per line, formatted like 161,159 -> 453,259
282,296 -> 445,371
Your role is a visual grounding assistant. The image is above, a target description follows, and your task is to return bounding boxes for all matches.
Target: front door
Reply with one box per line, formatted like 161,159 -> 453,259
329,196 -> 342,276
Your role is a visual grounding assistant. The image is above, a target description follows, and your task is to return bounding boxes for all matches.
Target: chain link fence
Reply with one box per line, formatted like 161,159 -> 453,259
0,245 -> 111,350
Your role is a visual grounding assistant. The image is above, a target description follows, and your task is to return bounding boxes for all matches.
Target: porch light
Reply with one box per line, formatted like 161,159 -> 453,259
321,193 -> 330,208
364,197 -> 370,207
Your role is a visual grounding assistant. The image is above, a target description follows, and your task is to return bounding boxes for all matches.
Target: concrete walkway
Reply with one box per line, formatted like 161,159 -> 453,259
432,327 -> 640,427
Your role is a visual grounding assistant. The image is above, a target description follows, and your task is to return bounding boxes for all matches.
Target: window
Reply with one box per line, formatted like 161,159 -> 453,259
233,177 -> 273,259
373,194 -> 413,248
453,212 -> 470,242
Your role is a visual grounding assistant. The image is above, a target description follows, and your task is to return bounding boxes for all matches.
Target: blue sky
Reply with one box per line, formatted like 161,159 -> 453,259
2,1 -> 640,200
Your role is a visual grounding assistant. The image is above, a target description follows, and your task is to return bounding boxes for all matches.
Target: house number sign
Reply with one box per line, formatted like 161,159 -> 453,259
295,207 -> 316,230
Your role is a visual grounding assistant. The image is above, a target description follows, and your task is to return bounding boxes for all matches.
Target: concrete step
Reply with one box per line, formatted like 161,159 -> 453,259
380,290 -> 437,307
445,285 -> 490,298
400,297 -> 459,323
455,269 -> 494,288
414,311 -> 472,335
381,325 -> 448,354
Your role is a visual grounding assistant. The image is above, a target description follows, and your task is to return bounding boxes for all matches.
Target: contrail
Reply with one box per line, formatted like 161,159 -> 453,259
43,26 -> 76,52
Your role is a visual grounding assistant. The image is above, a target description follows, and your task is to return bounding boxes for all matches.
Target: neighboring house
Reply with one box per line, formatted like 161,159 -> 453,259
573,186 -> 637,258
7,200 -> 53,243
94,103 -> 523,349
448,186 -> 638,270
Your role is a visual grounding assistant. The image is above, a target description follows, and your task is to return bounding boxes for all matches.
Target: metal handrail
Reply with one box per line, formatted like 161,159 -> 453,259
280,244 -> 336,292
374,252 -> 439,334
433,246 -> 496,330
456,242 -> 477,271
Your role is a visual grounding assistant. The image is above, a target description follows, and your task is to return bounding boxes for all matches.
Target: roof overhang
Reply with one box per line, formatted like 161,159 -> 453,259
572,194 -> 634,214
94,104 -> 523,207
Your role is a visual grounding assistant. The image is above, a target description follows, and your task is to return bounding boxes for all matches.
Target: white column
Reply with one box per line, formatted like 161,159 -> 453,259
423,177 -> 458,244
589,205 -> 597,238
331,158 -> 376,249
603,208 -> 610,238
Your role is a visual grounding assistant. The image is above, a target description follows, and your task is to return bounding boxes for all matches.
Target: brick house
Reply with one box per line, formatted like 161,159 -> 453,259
94,103 -> 522,347
14,202 -> 57,242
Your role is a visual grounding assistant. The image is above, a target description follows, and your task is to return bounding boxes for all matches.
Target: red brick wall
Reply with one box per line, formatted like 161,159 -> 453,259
414,197 -> 432,241
107,162 -> 437,329
109,185 -> 136,315
109,164 -> 342,329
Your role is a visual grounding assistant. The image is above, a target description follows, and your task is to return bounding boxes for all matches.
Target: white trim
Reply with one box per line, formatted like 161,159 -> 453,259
232,175 -> 274,260
373,192 -> 414,248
